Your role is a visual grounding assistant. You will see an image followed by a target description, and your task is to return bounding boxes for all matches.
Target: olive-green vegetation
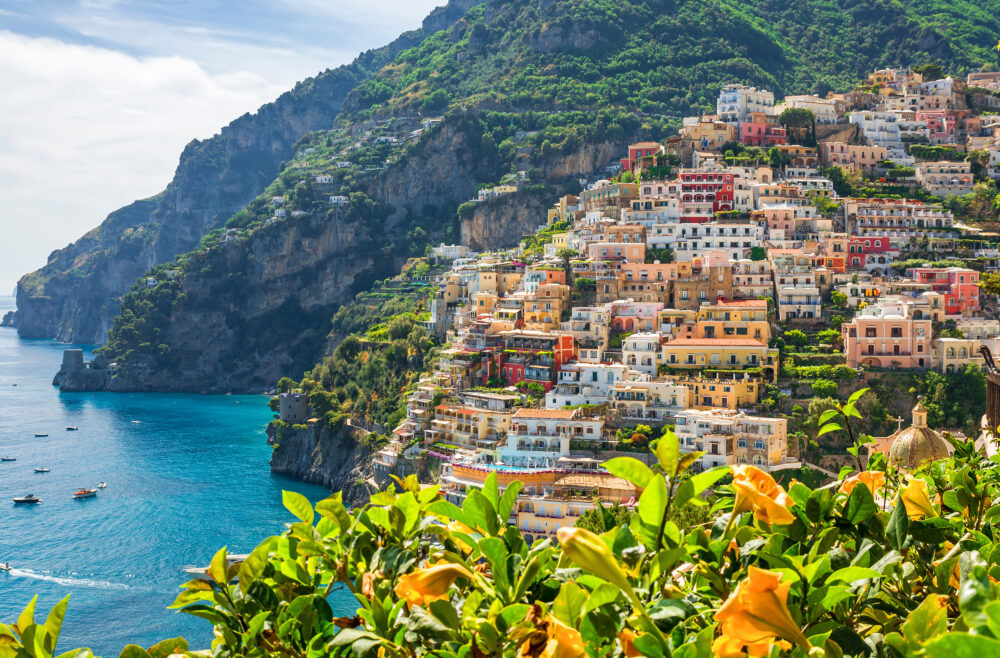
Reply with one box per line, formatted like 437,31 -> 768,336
348,0 -> 1000,120
18,404 -> 1000,657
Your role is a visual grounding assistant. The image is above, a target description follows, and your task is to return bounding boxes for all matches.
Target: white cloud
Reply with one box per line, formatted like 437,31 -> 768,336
0,31 -> 286,292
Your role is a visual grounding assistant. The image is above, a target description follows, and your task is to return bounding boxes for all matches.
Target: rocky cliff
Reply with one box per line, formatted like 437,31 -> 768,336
15,0 -> 479,345
267,422 -> 373,507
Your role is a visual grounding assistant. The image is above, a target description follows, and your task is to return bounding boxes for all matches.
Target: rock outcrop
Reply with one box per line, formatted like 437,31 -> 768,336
267,422 -> 372,507
1,310 -> 15,328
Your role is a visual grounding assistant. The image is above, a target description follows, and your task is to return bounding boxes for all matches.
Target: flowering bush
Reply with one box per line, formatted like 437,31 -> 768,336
8,424 -> 1000,657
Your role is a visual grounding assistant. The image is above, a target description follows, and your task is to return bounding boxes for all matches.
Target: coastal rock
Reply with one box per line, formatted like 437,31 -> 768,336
267,422 -> 372,507
1,310 -> 15,328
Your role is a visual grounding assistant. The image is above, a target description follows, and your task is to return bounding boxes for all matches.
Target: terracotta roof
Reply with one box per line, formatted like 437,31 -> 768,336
665,338 -> 768,347
630,141 -> 661,149
513,408 -> 578,419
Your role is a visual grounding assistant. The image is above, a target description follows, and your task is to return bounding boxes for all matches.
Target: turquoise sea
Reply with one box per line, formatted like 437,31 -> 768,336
0,296 -> 347,654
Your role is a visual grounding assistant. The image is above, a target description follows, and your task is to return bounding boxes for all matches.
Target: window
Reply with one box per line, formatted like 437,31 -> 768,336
865,327 -> 877,338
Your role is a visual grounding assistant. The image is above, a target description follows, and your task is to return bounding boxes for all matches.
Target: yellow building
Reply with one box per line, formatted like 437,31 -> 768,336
695,299 -> 770,343
424,404 -> 513,450
661,338 -> 779,382
933,337 -> 984,374
668,371 -> 763,410
547,194 -> 579,225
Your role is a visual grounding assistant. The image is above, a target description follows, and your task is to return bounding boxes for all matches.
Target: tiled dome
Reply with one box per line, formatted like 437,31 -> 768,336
887,402 -> 950,470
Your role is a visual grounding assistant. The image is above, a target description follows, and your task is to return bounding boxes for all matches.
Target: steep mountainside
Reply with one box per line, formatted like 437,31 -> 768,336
42,0 -> 1000,392
15,0 -> 479,344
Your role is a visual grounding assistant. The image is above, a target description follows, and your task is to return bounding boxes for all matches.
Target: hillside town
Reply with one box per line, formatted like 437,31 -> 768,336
277,67 -> 1000,543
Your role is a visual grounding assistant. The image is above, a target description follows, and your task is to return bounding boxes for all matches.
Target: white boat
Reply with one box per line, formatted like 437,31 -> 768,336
1,457 -> 15,462
0,564 -> 11,572
13,494 -> 41,504
182,553 -> 249,576
73,488 -> 98,499
34,433 -> 48,438
97,481 -> 107,489
34,467 -> 50,473
66,426 -> 78,431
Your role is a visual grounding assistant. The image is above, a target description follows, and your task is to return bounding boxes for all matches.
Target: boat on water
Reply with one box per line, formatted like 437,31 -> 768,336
66,426 -> 78,431
73,488 -> 98,499
1,457 -> 15,462
0,564 -> 11,572
97,481 -> 107,489
34,433 -> 48,438
13,494 -> 41,504
34,467 -> 50,473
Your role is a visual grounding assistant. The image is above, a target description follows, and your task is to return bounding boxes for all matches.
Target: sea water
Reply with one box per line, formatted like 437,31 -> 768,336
0,296 -> 350,653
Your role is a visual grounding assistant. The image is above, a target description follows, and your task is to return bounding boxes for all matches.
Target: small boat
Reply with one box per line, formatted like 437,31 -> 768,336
182,553 -> 249,576
34,433 -> 48,438
13,494 -> 41,504
97,481 -> 107,489
0,564 -> 11,572
1,457 -> 15,462
34,467 -> 50,473
66,426 -> 78,431
73,488 -> 98,499
131,420 -> 141,424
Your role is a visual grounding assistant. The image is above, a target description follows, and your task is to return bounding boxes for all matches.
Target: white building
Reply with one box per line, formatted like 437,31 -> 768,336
432,244 -> 475,261
777,286 -> 822,321
674,409 -> 793,472
717,84 -> 775,124
776,94 -> 839,124
545,362 -> 631,407
622,332 -> 668,376
499,408 -> 605,468
673,223 -> 764,262
849,112 -> 912,165
611,380 -> 689,423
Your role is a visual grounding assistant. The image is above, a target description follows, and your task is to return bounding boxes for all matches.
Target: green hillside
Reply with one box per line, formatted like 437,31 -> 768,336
343,0 -> 1000,119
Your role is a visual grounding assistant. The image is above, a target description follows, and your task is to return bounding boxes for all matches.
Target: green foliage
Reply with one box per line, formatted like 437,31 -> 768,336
810,378 -> 838,398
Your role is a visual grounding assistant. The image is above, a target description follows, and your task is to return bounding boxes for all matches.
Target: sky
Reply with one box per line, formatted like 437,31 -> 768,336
0,0 -> 443,294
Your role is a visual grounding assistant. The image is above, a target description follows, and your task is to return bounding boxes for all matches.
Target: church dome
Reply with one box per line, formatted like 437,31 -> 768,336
887,401 -> 950,470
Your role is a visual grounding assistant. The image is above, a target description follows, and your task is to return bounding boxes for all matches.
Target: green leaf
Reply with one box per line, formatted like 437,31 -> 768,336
282,490 -> 314,525
42,596 -> 69,649
900,594 -> 949,644
676,451 -> 704,475
496,604 -> 531,633
885,495 -> 909,551
482,472 -> 500,512
817,409 -> 841,426
847,388 -> 869,408
673,466 -> 730,509
498,481 -> 522,523
632,633 -> 665,658
478,537 -> 511,595
118,646 -> 151,658
843,482 -> 877,525
655,429 -> 680,477
638,475 -> 667,548
647,598 -> 696,632
145,638 -> 188,658
817,422 -> 844,437
208,547 -> 228,586
603,457 -> 655,488
552,582 -> 587,625
924,634 -> 1000,657
827,567 -> 881,584
583,583 -> 621,613
17,596 -> 37,636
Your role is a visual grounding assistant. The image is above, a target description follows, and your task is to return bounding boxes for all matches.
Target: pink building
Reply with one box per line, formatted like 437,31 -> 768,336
740,112 -> 787,147
587,242 -> 646,262
906,267 -> 980,315
842,298 -> 933,369
819,142 -> 887,172
609,300 -> 664,333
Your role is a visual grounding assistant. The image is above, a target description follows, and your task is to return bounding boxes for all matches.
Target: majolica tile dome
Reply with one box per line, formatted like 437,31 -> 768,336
887,402 -> 951,470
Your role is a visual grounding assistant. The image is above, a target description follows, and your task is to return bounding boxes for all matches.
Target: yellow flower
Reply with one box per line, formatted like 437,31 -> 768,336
840,471 -> 886,496
556,527 -> 635,600
731,465 -> 796,526
713,567 -> 810,657
901,479 -> 937,520
519,614 -> 586,658
619,629 -> 643,657
393,562 -> 474,607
